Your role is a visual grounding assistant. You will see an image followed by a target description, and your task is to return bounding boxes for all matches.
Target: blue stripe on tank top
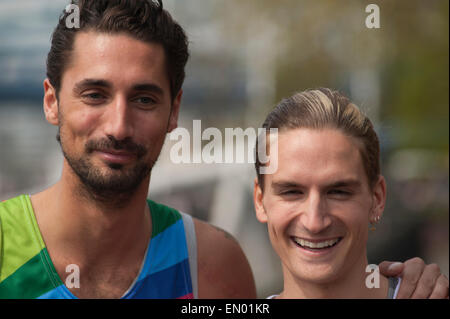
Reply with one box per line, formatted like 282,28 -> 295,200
136,218 -> 189,279
37,284 -> 73,299
38,218 -> 190,299
123,259 -> 192,299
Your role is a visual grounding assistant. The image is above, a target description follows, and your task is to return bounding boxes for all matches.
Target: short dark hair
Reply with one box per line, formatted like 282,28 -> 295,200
255,88 -> 380,192
46,0 -> 189,101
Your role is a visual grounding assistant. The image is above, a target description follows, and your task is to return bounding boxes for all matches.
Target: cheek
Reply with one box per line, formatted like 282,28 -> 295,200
335,195 -> 372,222
350,218 -> 369,257
265,202 -> 298,243
135,116 -> 169,153
60,107 -> 100,139
336,203 -> 370,243
349,214 -> 369,241
141,106 -> 171,132
265,208 -> 298,264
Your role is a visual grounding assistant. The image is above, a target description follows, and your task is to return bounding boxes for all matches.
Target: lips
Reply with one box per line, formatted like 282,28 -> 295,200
291,236 -> 343,253
96,149 -> 136,164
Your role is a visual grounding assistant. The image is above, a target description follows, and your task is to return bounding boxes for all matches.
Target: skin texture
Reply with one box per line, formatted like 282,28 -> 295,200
254,128 -> 388,298
254,128 -> 449,298
379,259 -> 449,298
31,31 -> 256,299
195,219 -> 256,298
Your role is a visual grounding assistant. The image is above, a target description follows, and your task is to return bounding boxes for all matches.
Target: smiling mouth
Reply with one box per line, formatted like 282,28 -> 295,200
291,237 -> 343,251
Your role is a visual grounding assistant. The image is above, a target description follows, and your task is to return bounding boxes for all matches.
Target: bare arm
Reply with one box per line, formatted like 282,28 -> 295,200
194,218 -> 257,299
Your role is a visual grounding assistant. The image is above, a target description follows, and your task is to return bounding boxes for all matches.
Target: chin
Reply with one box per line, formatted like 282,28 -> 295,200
291,261 -> 344,285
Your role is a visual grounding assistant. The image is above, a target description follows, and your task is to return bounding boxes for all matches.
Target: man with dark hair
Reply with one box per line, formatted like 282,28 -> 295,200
0,1 -> 446,299
0,0 -> 255,299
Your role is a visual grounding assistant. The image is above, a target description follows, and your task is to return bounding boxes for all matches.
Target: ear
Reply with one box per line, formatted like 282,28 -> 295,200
43,78 -> 59,126
167,89 -> 182,133
370,175 -> 387,222
254,178 -> 268,223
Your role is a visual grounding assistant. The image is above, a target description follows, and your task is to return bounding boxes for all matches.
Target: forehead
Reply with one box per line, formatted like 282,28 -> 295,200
62,31 -> 168,90
270,128 -> 368,186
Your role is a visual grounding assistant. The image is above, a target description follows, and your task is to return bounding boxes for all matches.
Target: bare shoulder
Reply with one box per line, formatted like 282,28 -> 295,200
193,218 -> 257,299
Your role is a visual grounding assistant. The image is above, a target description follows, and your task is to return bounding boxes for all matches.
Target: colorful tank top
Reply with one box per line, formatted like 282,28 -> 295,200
0,195 -> 197,299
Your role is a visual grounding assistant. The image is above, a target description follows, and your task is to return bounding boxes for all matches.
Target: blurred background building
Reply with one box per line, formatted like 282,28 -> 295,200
0,0 -> 448,297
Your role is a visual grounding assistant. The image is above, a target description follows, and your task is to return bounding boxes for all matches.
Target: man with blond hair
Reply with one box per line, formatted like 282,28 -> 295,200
254,88 -> 449,298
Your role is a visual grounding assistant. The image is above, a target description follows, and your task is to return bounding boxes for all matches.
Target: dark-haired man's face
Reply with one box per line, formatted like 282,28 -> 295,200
44,31 -> 181,203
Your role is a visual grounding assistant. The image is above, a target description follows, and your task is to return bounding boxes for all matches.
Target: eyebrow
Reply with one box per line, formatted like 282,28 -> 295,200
327,179 -> 362,189
271,179 -> 362,191
271,181 -> 302,191
132,83 -> 164,96
73,79 -> 164,96
74,79 -> 112,92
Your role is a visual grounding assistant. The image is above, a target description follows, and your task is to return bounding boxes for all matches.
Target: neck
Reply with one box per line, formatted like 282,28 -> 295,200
279,256 -> 389,299
30,162 -> 152,268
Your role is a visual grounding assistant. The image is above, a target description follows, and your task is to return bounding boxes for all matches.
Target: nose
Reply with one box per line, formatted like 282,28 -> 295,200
300,191 -> 332,234
103,95 -> 134,141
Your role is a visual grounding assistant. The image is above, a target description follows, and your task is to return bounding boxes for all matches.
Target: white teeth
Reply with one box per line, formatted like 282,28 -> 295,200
293,237 -> 339,249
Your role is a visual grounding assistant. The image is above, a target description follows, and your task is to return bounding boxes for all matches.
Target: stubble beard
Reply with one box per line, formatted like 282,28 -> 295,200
57,127 -> 158,208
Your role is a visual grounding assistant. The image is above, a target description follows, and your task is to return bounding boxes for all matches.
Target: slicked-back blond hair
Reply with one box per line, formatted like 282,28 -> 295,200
255,88 -> 380,191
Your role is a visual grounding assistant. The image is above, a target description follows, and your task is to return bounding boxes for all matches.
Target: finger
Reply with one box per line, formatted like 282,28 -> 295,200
396,257 -> 425,299
410,264 -> 440,299
429,274 -> 449,299
379,261 -> 404,277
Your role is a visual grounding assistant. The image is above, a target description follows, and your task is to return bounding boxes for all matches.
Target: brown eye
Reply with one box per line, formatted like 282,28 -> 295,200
280,190 -> 303,196
136,96 -> 155,104
328,189 -> 351,197
133,96 -> 158,110
86,93 -> 103,99
82,92 -> 106,104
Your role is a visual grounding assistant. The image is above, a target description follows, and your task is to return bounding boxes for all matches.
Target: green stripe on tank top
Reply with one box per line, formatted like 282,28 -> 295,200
147,199 -> 182,238
0,195 -> 47,281
0,197 -> 181,298
0,248 -> 63,299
